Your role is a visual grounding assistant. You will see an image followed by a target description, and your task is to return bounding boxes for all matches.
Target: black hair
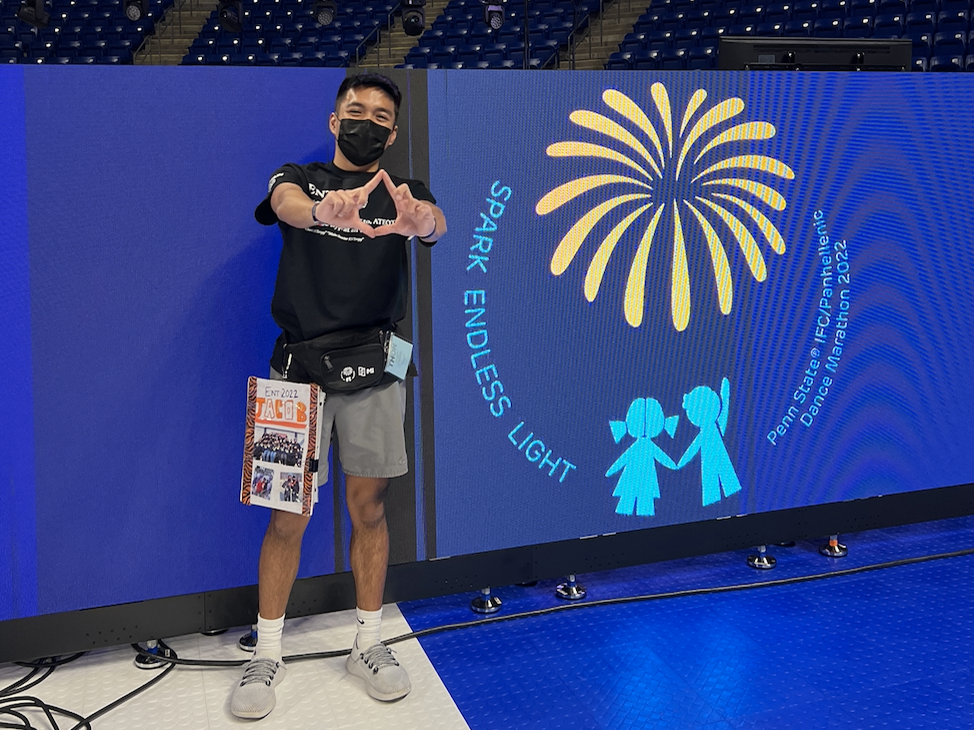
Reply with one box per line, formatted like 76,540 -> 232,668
334,73 -> 402,120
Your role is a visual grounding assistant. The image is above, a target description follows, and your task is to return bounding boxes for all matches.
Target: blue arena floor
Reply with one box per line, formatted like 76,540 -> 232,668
398,515 -> 974,729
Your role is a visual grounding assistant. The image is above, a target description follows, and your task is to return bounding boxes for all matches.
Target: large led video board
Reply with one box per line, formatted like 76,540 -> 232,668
428,72 -> 974,555
2,67 -> 973,631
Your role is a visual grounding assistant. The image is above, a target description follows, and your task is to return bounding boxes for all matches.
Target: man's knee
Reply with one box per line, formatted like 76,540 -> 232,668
267,510 -> 311,543
347,477 -> 389,528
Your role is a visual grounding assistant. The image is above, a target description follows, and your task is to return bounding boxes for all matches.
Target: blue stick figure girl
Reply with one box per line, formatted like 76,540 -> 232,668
677,377 -> 741,507
606,397 -> 679,517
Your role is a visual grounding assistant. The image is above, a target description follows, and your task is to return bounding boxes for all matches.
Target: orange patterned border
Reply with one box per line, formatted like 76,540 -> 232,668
240,376 -> 258,506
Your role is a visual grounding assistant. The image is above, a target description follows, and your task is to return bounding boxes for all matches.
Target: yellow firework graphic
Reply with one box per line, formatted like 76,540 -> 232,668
536,83 -> 795,332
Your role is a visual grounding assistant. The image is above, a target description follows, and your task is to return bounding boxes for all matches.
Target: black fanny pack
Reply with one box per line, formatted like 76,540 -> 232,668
284,327 -> 403,394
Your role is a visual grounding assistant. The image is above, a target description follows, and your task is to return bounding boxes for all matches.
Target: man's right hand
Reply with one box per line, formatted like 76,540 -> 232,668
270,171 -> 386,238
311,172 -> 386,238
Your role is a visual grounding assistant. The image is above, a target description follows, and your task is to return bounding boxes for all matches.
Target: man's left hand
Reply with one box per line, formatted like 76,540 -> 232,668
372,170 -> 437,240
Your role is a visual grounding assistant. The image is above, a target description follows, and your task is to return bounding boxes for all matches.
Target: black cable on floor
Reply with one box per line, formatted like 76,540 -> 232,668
14,656 -> 85,670
64,663 -> 175,730
0,696 -> 91,730
0,668 -> 52,699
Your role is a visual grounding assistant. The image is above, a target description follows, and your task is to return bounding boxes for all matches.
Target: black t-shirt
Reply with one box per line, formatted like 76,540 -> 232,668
255,161 -> 436,367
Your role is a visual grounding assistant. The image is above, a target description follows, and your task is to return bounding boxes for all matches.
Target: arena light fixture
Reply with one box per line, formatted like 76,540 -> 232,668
17,0 -> 50,28
401,0 -> 425,36
218,0 -> 243,32
313,0 -> 336,26
124,0 -> 145,21
480,0 -> 503,30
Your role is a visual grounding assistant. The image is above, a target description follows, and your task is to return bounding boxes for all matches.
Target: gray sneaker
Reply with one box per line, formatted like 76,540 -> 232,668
345,640 -> 411,701
230,657 -> 287,719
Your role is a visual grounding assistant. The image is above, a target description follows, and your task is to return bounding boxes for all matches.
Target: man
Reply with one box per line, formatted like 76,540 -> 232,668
231,73 -> 446,720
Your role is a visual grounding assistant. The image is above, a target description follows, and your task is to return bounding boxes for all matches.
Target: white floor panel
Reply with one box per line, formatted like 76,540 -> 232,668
0,605 -> 470,730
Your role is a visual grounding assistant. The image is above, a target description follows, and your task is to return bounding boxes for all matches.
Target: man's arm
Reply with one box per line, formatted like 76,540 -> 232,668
418,203 -> 447,244
372,170 -> 448,243
270,182 -> 318,230
270,176 -> 385,238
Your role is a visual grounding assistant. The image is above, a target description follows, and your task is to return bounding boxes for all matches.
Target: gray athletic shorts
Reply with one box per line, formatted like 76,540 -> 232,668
271,368 -> 407,482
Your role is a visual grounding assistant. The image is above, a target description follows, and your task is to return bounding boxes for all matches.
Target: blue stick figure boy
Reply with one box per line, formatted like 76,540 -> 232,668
606,397 -> 679,517
677,377 -> 741,507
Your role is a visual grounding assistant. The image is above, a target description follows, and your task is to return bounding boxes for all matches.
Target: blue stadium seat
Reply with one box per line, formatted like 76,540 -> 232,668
764,3 -> 793,22
847,0 -> 876,13
934,30 -> 967,54
548,21 -> 575,44
813,16 -> 843,33
673,27 -> 701,46
756,20 -> 785,32
738,5 -> 766,23
728,22 -> 757,32
907,0 -> 936,12
633,48 -> 661,68
685,9 -> 713,27
657,11 -> 686,29
844,15 -> 873,35
57,40 -> 82,57
873,12 -> 904,33
456,43 -> 482,62
937,10 -> 969,34
929,53 -> 963,68
905,11 -> 935,34
910,54 -> 928,69
966,52 -> 974,68
644,29 -> 675,49
701,25 -> 729,41
938,0 -> 969,13
481,42 -> 507,63
405,45 -> 432,62
784,18 -> 813,32
878,0 -> 906,13
712,6 -> 741,23
606,50 -> 632,68
659,46 -> 687,67
791,0 -> 820,20
620,32 -> 645,53
819,0 -> 849,18
687,44 -> 716,65
911,31 -> 934,51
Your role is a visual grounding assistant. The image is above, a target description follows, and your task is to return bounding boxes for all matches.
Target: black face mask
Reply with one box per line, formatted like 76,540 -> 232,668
337,118 -> 392,167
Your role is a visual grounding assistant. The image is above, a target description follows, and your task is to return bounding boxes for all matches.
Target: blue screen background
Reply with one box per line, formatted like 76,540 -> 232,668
1,67 -> 345,620
428,71 -> 974,556
3,68 -> 973,622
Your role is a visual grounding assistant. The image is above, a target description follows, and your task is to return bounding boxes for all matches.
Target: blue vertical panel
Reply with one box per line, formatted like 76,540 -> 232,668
0,67 -> 38,621
427,71 -> 974,558
23,67 -> 344,616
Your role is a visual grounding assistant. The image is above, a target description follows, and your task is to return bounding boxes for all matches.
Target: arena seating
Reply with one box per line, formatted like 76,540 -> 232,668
1,0 -> 167,62
606,0 -> 973,69
3,0 -> 969,69
394,0 -> 596,68
181,0 -> 395,65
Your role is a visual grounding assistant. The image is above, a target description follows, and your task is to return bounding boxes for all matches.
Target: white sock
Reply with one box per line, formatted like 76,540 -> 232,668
255,614 -> 285,662
355,607 -> 382,650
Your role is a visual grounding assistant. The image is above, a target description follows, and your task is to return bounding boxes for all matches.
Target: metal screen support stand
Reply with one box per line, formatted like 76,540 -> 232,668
134,638 -> 175,669
820,534 -> 848,558
471,586 -> 502,614
747,544 -> 776,570
555,573 -> 587,600
238,623 -> 258,652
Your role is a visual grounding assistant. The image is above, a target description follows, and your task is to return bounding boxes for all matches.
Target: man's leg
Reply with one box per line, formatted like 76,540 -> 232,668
230,509 -> 310,719
344,473 -> 411,701
345,475 -> 389,613
259,509 -> 312,621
